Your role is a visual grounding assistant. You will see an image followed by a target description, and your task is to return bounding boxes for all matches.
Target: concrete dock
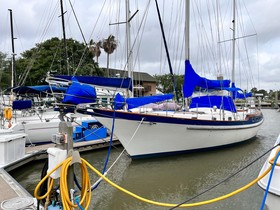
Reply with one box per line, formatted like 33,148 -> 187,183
0,137 -> 120,209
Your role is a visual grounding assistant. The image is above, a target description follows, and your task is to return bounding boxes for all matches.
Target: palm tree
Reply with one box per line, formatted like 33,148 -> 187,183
89,39 -> 102,63
88,39 -> 102,75
100,35 -> 117,77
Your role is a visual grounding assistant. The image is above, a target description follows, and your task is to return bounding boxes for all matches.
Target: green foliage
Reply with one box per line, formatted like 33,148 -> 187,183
0,52 -> 12,90
16,37 -> 102,86
154,74 -> 184,99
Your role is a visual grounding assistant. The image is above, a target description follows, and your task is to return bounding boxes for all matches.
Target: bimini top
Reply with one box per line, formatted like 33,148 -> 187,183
114,93 -> 174,110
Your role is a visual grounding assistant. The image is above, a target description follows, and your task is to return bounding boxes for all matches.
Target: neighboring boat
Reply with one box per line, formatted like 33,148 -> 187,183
52,1 -> 263,158
258,134 -> 280,210
0,85 -> 94,145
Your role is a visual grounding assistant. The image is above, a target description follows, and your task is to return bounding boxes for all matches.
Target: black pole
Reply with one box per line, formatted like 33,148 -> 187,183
8,9 -> 16,87
154,0 -> 178,102
60,0 -> 69,75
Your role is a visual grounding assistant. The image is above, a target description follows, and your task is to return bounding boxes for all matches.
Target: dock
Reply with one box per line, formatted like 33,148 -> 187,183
0,137 -> 120,209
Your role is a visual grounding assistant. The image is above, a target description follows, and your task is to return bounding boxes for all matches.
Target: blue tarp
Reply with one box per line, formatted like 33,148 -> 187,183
114,93 -> 174,110
114,93 -> 125,110
12,100 -> 32,110
11,85 -> 67,94
54,75 -> 133,91
190,95 -> 236,112
183,60 -> 231,98
63,78 -> 97,105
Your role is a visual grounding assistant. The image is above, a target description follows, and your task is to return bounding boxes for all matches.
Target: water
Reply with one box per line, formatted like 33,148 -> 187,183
10,109 -> 280,210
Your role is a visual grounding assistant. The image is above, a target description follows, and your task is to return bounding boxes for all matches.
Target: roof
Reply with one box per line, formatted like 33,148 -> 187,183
103,68 -> 156,83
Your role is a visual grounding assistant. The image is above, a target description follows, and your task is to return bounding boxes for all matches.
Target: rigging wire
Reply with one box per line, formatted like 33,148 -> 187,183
73,0 -> 107,75
18,1 -> 60,86
67,0 -> 87,45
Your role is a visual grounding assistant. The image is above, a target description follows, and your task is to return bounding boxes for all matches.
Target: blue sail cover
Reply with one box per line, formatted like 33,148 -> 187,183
190,95 -> 236,112
55,75 -> 133,91
114,93 -> 125,110
63,78 -> 97,105
236,92 -> 252,99
11,85 -> 67,94
226,83 -> 253,99
183,60 -> 231,98
114,93 -> 174,110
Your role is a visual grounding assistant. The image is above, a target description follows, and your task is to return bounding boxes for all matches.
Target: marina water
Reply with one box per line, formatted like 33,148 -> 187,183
11,109 -> 280,209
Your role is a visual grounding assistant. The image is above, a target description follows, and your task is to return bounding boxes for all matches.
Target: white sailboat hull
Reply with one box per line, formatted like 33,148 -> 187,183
93,109 -> 263,158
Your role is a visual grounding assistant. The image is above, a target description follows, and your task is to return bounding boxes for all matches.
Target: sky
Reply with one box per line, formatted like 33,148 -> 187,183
0,0 -> 280,91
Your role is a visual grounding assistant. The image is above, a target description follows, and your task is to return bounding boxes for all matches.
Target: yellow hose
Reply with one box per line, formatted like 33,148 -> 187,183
34,149 -> 278,209
34,157 -> 91,210
84,159 -> 272,208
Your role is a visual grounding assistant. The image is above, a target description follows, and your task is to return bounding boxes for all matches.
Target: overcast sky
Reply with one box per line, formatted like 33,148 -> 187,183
1,0 -> 279,91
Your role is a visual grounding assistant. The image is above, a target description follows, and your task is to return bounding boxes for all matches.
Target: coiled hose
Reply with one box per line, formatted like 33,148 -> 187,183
34,157 -> 91,210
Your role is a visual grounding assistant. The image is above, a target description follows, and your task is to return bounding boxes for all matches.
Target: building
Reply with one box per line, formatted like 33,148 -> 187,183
104,68 -> 157,97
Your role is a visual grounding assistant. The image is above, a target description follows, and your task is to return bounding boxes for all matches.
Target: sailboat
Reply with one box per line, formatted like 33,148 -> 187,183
55,0 -> 263,158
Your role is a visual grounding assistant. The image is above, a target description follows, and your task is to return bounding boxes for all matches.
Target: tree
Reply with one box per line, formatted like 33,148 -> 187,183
16,37 -> 102,86
88,39 -> 103,75
0,52 -> 12,90
250,87 -> 258,94
154,74 -> 184,100
100,35 -> 117,77
89,39 -> 102,63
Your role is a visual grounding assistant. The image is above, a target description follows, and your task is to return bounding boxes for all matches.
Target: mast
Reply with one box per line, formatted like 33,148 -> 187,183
126,0 -> 133,97
184,0 -> 190,111
8,9 -> 16,88
185,0 -> 190,61
60,0 -> 69,75
231,0 -> 236,85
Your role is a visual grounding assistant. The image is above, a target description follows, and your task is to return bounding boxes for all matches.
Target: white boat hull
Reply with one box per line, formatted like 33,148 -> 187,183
258,134 -> 280,210
92,109 -> 263,158
1,110 -> 92,144
8,121 -> 60,144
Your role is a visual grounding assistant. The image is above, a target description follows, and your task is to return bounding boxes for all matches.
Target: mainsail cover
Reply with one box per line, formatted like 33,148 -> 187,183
10,85 -> 67,94
183,60 -> 231,98
226,83 -> 253,99
54,75 -> 132,91
114,93 -> 174,110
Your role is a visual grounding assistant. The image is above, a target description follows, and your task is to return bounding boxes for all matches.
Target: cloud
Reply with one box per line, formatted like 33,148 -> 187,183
0,0 -> 279,91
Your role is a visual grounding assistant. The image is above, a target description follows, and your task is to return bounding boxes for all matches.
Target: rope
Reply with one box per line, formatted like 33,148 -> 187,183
84,159 -> 272,208
34,146 -> 280,209
91,110 -> 116,191
90,116 -> 144,189
169,143 -> 280,209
